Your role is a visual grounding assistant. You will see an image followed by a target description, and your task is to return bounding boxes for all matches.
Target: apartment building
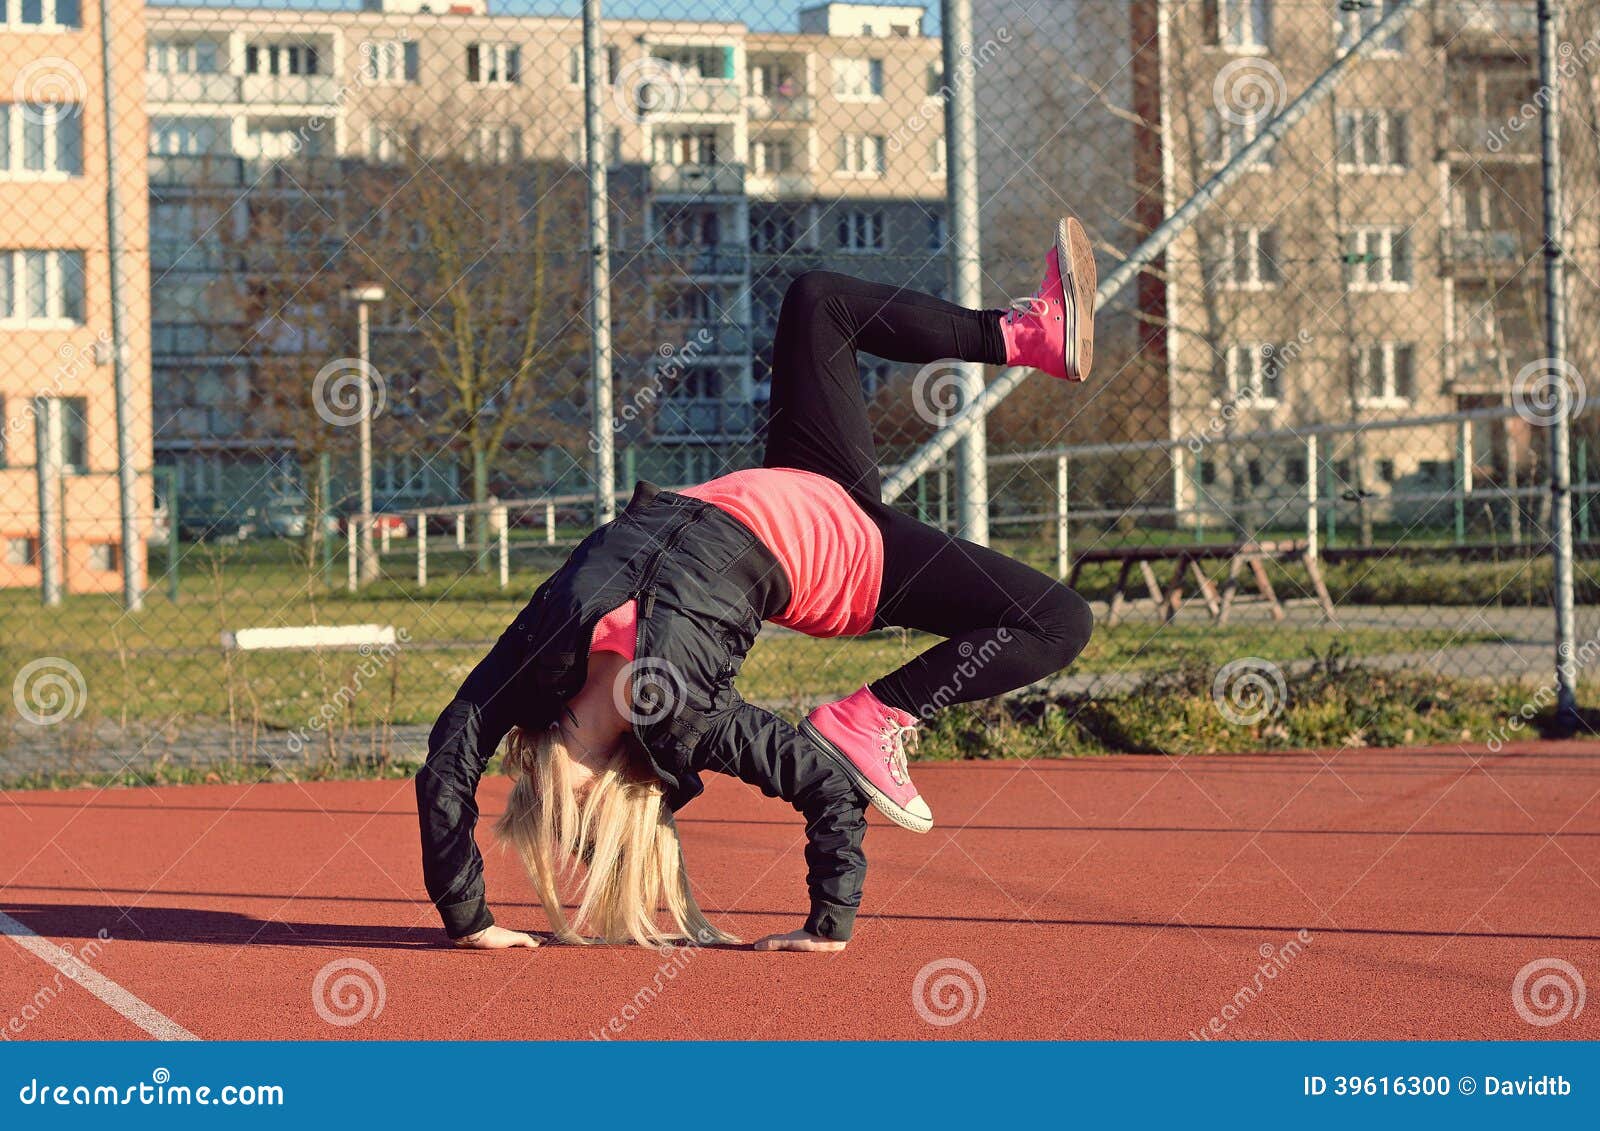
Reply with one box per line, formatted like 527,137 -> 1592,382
975,0 -> 1565,525
1,0 -> 152,592
142,0 -> 946,513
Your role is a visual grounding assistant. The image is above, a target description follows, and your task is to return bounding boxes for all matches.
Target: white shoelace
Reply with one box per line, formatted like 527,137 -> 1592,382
881,719 -> 919,786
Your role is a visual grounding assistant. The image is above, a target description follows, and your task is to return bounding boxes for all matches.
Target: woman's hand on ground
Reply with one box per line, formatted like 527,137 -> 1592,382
453,925 -> 540,950
752,929 -> 847,952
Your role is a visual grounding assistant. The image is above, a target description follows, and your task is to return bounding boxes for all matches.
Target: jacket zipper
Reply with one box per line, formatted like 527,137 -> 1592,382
636,508 -> 705,626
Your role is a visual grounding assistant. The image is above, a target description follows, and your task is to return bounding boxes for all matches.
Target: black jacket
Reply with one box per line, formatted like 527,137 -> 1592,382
415,482 -> 870,942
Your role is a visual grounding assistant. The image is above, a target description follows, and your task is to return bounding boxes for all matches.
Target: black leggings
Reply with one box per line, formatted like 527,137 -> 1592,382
762,271 -> 1094,718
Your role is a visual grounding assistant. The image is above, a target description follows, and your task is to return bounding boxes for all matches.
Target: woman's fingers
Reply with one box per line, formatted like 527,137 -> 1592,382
752,930 -> 847,952
454,925 -> 541,949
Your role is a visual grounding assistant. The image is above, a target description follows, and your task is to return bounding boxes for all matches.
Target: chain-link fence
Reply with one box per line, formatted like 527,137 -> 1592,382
1,0 -> 1596,782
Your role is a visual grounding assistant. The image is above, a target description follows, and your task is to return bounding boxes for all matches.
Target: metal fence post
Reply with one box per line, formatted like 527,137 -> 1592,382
416,510 -> 427,589
1305,434 -> 1319,561
1538,0 -> 1579,727
346,520 -> 358,593
545,501 -> 555,545
494,504 -> 510,590
98,0 -> 143,612
582,0 -> 615,529
1055,453 -> 1070,579
941,0 -> 989,545
34,397 -> 64,607
1455,419 -> 1472,545
156,465 -> 179,602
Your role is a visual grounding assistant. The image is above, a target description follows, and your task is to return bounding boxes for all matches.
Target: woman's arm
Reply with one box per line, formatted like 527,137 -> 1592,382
415,628 -> 529,940
691,701 -> 869,945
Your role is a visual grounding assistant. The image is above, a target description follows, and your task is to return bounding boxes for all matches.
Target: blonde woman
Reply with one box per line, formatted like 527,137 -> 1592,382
417,219 -> 1097,952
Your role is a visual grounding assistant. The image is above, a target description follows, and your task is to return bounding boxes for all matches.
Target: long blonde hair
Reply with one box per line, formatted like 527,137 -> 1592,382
494,725 -> 736,946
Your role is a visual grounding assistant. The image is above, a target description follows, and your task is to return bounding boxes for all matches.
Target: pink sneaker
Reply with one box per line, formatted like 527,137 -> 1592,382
802,687 -> 933,833
999,216 -> 1096,382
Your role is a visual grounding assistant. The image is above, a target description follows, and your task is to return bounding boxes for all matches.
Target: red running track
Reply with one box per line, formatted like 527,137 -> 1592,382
3,742 -> 1599,1041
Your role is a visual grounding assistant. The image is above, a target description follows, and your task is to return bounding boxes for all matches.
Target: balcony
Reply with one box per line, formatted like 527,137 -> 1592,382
147,72 -> 243,104
1446,113 -> 1540,158
681,321 -> 750,356
745,170 -> 813,198
635,79 -> 744,117
1444,227 -> 1525,274
152,322 -> 250,358
653,397 -> 755,439
746,94 -> 813,121
149,153 -> 347,190
650,162 -> 745,196
1434,0 -> 1538,46
663,243 -> 749,277
240,73 -> 341,106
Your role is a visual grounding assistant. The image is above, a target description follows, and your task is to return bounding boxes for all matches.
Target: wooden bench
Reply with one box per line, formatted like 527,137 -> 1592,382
1067,541 -> 1335,627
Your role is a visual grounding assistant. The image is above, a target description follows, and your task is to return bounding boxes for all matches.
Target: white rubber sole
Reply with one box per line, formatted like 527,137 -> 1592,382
800,719 -> 935,834
1056,216 -> 1096,381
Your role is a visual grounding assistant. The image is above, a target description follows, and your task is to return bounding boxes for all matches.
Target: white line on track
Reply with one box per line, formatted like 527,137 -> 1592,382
0,910 -> 198,1041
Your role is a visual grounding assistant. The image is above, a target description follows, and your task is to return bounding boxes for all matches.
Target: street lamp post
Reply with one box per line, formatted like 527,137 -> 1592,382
343,284 -> 385,585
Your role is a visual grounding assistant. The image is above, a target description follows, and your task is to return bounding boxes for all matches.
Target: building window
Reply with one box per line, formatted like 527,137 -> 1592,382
837,209 -> 885,252
1219,342 -> 1284,406
1204,0 -> 1271,50
832,57 -> 884,99
61,395 -> 87,471
468,124 -> 521,163
366,120 -> 414,164
751,138 -> 793,174
1207,225 -> 1280,288
566,125 -> 620,165
1352,342 -> 1415,405
751,212 -> 799,254
1337,0 -> 1406,55
1336,109 -> 1408,171
150,116 -> 224,156
1203,110 -> 1274,168
0,103 -> 83,177
244,43 -> 320,76
147,40 -> 219,74
466,43 -> 520,86
925,206 -> 947,251
1198,459 -> 1217,486
0,249 -> 85,325
1342,225 -> 1413,290
836,133 -> 886,176
930,136 -> 947,175
653,129 -> 718,166
360,39 -> 418,86
6,537 -> 36,565
1286,457 -> 1307,485
1,0 -> 81,27
566,44 -> 618,85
